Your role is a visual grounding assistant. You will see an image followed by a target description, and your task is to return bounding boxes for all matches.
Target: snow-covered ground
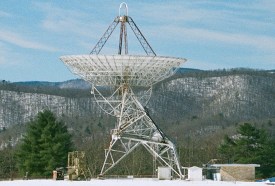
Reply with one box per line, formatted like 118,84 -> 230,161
0,179 -> 269,186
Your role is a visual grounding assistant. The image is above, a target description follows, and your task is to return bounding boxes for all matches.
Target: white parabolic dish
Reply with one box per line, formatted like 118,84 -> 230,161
60,55 -> 187,87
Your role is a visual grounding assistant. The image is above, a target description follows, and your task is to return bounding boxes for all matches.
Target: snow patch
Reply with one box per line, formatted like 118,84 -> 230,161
0,179 -> 267,186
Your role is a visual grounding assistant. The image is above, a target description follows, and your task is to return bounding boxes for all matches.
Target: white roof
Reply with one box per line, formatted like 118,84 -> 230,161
188,166 -> 202,170
210,164 -> 260,167
60,55 -> 186,87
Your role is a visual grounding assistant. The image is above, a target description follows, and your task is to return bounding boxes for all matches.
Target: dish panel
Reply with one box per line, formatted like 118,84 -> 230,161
60,55 -> 186,87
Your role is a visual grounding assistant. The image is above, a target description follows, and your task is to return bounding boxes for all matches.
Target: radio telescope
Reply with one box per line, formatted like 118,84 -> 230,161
60,2 -> 186,178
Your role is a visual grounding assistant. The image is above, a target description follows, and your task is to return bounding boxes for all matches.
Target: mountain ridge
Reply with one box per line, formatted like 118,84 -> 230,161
1,68 -> 275,149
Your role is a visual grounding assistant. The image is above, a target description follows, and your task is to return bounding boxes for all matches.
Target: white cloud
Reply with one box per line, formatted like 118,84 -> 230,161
34,2 -> 105,40
0,42 -> 24,66
0,10 -> 11,17
0,42 -> 6,64
34,1 -> 275,54
0,30 -> 58,52
152,25 -> 275,53
137,1 -> 274,33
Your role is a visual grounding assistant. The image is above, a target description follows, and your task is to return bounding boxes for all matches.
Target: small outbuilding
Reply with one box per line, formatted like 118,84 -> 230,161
209,164 -> 260,182
158,167 -> 171,180
188,166 -> 203,181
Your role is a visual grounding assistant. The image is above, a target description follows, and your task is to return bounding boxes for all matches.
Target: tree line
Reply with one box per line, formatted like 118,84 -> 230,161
0,110 -> 275,179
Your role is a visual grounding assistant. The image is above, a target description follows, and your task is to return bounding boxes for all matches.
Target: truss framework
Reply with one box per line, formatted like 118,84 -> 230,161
60,47 -> 186,180
90,2 -> 155,56
98,85 -> 182,178
60,2 -> 187,179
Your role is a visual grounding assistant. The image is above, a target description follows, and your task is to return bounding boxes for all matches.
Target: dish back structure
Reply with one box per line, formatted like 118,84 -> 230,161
60,3 -> 186,178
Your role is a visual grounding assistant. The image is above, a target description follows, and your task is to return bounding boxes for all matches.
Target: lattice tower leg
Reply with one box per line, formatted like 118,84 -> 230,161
99,86 -> 182,178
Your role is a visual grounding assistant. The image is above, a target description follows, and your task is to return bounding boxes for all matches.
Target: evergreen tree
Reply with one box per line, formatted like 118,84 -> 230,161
218,123 -> 275,178
0,147 -> 17,179
16,110 -> 72,177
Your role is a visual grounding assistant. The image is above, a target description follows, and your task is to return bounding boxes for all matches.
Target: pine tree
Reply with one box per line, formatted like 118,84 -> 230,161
16,110 -> 73,177
218,123 -> 275,178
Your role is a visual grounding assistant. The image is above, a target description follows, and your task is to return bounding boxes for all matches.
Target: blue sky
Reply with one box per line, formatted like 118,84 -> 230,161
0,0 -> 274,82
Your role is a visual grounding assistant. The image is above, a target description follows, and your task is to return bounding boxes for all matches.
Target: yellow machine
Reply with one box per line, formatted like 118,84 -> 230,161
67,151 -> 91,180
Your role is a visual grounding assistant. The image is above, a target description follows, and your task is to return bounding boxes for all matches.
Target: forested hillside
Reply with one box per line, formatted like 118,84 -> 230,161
0,68 -> 275,177
1,69 -> 275,142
